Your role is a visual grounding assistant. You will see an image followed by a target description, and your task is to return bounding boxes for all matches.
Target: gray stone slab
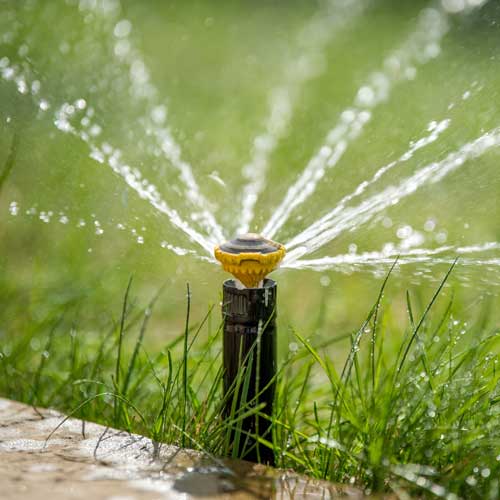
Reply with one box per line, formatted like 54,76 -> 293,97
0,397 -> 363,499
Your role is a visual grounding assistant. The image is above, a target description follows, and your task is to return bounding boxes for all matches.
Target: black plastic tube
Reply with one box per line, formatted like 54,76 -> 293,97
222,278 -> 277,465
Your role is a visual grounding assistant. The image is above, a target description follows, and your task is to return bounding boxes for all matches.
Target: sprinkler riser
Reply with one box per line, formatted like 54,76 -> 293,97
222,279 -> 276,465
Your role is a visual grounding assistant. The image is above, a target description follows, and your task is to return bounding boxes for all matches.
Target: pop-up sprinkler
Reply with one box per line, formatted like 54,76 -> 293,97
214,233 -> 285,465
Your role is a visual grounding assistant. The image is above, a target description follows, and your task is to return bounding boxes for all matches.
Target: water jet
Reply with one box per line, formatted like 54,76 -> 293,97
214,234 -> 285,464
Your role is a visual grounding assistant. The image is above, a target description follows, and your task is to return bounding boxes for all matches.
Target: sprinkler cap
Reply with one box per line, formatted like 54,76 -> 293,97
214,233 -> 286,288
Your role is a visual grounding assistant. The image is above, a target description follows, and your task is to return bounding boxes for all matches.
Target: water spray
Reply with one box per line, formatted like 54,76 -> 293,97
214,234 -> 285,464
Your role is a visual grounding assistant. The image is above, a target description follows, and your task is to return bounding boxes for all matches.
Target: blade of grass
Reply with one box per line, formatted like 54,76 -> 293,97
122,282 -> 167,398
0,131 -> 19,193
181,282 -> 191,448
114,276 -> 133,425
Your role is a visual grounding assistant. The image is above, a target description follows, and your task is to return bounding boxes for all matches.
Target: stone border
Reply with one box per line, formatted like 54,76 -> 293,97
0,397 -> 363,499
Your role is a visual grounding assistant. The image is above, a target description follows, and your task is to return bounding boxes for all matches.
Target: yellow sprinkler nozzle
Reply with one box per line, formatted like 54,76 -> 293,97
214,233 -> 286,288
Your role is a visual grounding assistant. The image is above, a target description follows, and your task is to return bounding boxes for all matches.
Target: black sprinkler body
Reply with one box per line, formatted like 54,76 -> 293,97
214,233 -> 285,465
223,279 -> 277,464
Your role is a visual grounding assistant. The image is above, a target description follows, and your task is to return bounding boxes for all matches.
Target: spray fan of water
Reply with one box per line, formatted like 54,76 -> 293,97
1,0 -> 500,288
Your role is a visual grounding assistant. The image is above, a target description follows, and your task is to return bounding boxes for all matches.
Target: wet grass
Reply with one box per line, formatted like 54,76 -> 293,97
1,265 -> 499,499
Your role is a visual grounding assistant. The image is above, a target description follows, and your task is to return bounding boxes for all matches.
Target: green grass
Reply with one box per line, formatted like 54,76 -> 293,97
1,3 -> 500,498
1,265 -> 499,499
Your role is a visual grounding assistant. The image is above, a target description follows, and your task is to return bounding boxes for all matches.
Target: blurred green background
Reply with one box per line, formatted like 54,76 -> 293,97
1,0 -> 499,352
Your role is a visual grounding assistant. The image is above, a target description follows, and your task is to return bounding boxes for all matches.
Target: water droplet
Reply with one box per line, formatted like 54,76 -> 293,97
340,109 -> 356,124
424,218 -> 436,232
39,99 -> 50,111
39,212 -> 51,223
2,66 -> 15,80
114,19 -> 132,38
466,475 -> 477,486
416,477 -> 428,487
404,66 -> 417,80
31,80 -> 41,95
397,225 -> 413,239
441,0 -> 466,12
89,124 -> 102,137
114,39 -> 131,57
8,201 -> 18,216
30,338 -> 40,351
382,216 -> 393,228
424,42 -> 441,59
76,98 -> 87,110
427,121 -> 438,132
319,275 -> 330,287
356,86 -> 376,107
151,105 -> 167,125
435,230 -> 447,244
